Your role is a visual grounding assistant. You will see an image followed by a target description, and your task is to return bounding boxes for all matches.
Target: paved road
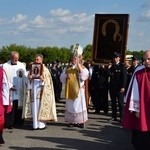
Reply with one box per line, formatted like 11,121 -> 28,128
1,100 -> 134,150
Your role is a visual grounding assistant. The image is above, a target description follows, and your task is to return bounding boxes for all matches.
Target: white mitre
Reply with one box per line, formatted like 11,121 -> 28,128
72,43 -> 83,56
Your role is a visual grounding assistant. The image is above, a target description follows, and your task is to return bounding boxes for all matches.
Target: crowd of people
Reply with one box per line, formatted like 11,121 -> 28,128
0,51 -> 57,144
0,49 -> 150,150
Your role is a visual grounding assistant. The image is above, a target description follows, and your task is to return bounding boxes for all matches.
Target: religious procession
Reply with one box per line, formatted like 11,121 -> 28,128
0,45 -> 149,150
0,14 -> 150,150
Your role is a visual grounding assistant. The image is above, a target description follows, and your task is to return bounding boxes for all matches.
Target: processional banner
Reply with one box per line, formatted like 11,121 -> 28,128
92,14 -> 129,64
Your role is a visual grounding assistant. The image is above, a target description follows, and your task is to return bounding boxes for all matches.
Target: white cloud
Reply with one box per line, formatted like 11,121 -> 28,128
0,17 -> 14,25
58,15 -> 73,24
18,23 -> 30,32
74,13 -> 87,19
74,13 -> 87,24
55,28 -> 68,34
50,8 -> 71,17
76,13 -> 93,25
0,18 -> 7,25
0,8 -> 94,48
50,8 -> 93,27
12,14 -> 27,23
70,26 -> 88,32
140,9 -> 150,18
31,15 -> 46,27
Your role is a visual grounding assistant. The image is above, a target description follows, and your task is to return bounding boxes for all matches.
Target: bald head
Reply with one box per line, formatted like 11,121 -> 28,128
10,51 -> 19,64
143,50 -> 150,68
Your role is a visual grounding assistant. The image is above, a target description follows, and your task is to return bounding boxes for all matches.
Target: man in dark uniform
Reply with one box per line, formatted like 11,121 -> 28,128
126,56 -> 140,93
49,61 -> 60,102
109,52 -> 127,121
56,60 -> 63,100
91,65 -> 109,114
128,56 -> 140,80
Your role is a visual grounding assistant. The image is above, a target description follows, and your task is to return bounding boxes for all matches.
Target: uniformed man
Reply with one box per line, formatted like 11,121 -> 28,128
127,56 -> 140,79
91,65 -> 109,114
109,52 -> 127,121
49,61 -> 61,102
126,56 -> 140,93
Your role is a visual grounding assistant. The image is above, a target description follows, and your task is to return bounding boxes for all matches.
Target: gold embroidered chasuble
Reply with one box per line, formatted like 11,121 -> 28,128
65,66 -> 80,100
23,64 -> 57,122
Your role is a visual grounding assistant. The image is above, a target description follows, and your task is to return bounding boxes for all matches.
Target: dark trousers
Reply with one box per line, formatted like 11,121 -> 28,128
0,133 -> 4,144
4,111 -> 13,128
5,100 -> 24,128
13,100 -> 24,125
109,89 -> 124,119
95,88 -> 108,113
58,80 -> 62,99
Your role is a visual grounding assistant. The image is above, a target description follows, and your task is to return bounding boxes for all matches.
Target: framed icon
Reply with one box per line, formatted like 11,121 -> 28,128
30,63 -> 43,79
92,14 -> 129,64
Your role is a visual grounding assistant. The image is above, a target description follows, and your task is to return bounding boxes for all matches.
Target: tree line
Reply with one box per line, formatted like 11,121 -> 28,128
0,43 -> 144,65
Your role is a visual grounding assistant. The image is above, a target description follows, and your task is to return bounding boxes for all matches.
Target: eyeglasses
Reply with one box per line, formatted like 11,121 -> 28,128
144,58 -> 150,61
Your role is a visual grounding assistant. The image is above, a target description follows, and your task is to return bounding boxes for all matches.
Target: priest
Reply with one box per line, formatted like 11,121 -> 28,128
122,50 -> 150,149
2,51 -> 27,128
60,44 -> 89,128
24,54 -> 57,130
0,66 -> 11,144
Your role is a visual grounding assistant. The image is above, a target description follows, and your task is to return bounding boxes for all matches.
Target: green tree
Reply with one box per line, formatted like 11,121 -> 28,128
83,44 -> 92,61
0,43 -> 145,66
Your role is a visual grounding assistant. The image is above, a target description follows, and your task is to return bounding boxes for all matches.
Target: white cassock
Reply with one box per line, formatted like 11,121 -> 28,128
28,79 -> 46,129
2,60 -> 27,102
60,66 -> 89,124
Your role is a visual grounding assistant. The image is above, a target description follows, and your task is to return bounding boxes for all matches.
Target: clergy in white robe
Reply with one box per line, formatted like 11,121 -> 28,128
0,67 -> 11,144
2,51 -> 27,127
60,56 -> 89,128
25,54 -> 57,130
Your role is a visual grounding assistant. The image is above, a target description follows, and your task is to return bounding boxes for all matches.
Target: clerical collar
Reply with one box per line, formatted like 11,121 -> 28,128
11,62 -> 17,65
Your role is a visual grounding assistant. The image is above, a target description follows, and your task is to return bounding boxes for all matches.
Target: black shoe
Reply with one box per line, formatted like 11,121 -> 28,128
0,134 -> 5,144
94,110 -> 100,114
104,111 -> 108,115
109,118 -> 117,122
78,123 -> 84,128
39,127 -> 46,130
31,128 -> 38,130
119,118 -> 123,124
7,126 -> 13,129
67,123 -> 74,127
113,118 -> 117,121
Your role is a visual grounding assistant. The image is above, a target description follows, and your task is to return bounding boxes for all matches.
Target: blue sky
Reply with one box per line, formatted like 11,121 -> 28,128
0,0 -> 149,51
